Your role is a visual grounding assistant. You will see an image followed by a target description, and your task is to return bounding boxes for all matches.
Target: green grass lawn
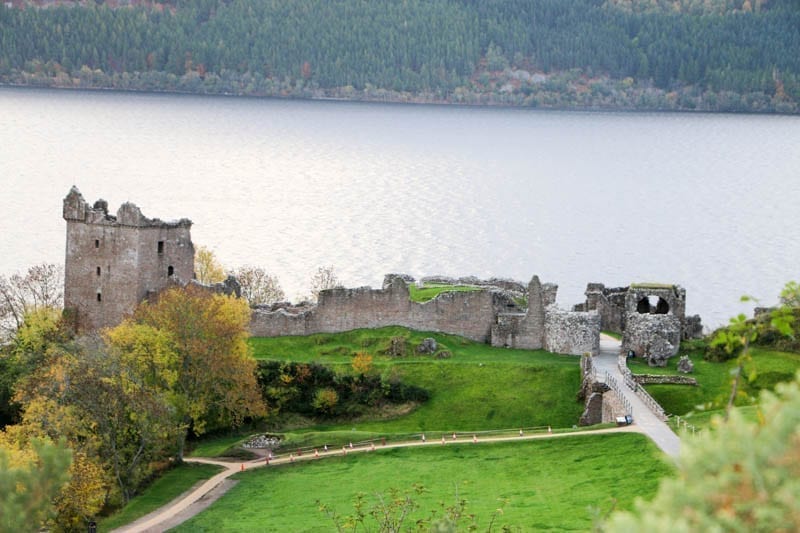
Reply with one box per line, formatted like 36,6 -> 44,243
99,463 -> 223,532
188,433 -> 252,458
249,328 -> 583,442
249,326 -> 553,363
356,361 -> 581,433
628,347 -> 800,417
407,283 -> 482,303
172,432 -> 672,532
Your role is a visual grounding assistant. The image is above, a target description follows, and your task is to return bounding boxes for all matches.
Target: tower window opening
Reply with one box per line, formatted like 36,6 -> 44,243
168,265 -> 174,277
97,292 -> 102,302
96,266 -> 101,276
95,239 -> 100,248
158,241 -> 164,254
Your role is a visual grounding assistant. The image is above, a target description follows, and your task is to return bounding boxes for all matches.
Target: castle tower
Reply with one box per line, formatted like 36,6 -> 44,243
63,187 -> 194,331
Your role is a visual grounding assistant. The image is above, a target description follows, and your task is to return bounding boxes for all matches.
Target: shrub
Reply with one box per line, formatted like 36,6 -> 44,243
312,388 -> 339,415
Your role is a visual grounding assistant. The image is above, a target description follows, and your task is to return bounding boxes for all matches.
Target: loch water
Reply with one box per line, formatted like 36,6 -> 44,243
2,87 -> 799,327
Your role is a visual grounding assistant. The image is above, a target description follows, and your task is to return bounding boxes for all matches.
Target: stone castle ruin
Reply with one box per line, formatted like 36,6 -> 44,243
63,187 -> 194,331
575,282 -> 703,366
62,188 -> 699,362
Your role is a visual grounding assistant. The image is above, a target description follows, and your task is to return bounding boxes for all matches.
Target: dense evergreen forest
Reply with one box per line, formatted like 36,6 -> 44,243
1,0 -> 799,113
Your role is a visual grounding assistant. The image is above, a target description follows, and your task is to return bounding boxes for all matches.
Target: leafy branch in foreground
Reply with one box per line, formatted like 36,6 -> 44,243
710,284 -> 797,419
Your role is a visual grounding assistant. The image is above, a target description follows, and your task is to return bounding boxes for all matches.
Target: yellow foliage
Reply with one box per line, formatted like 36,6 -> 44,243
194,245 -> 226,285
2,428 -> 103,530
133,285 -> 265,436
104,321 -> 179,391
53,451 -> 106,531
352,351 -> 374,375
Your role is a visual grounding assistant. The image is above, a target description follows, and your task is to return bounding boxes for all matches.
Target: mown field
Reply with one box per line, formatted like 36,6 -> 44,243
249,327 -> 584,439
174,433 -> 672,532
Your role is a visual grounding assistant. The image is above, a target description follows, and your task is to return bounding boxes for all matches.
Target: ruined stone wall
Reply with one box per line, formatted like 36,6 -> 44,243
249,308 -> 310,337
622,313 -> 682,361
63,187 -> 193,332
544,308 -> 600,356
578,358 -> 628,426
250,277 -> 501,342
596,286 -> 626,333
541,283 -> 558,307
576,283 -> 627,333
633,374 -> 697,386
490,276 -> 547,350
252,274 -> 599,355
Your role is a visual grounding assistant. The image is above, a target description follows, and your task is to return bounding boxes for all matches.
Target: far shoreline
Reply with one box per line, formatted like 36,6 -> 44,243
2,82 -> 797,119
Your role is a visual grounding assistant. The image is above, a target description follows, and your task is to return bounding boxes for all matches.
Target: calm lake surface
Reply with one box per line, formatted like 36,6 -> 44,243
2,87 -> 799,327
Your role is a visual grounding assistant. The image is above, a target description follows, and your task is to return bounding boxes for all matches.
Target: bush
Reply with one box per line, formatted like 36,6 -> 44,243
255,360 -> 429,420
312,388 -> 339,415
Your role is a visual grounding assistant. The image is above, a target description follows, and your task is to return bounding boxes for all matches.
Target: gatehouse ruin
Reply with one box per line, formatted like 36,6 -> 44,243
574,283 -> 703,365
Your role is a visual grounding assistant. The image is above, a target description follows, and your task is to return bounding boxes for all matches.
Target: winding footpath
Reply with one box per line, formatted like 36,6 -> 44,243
115,336 -> 680,532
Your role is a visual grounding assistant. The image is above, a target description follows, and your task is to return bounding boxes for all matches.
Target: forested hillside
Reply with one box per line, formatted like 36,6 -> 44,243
1,0 -> 798,113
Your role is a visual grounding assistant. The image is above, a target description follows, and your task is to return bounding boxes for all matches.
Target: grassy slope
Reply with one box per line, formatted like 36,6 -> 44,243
250,327 -> 583,436
628,347 -> 800,420
188,434 -> 253,458
99,463 -> 223,532
173,433 -> 671,532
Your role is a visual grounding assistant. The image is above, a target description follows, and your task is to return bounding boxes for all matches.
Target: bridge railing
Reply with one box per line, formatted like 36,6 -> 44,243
603,370 -> 633,419
617,355 -> 668,421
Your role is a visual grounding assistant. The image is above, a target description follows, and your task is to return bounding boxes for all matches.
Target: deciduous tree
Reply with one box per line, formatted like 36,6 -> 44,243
231,265 -> 285,306
309,265 -> 342,303
13,338 -> 175,507
127,285 -> 266,458
194,245 -> 226,285
352,352 -> 373,376
0,263 -> 63,340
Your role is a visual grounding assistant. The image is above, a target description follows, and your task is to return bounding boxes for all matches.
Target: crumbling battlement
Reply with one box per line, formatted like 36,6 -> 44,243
63,187 -> 194,332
